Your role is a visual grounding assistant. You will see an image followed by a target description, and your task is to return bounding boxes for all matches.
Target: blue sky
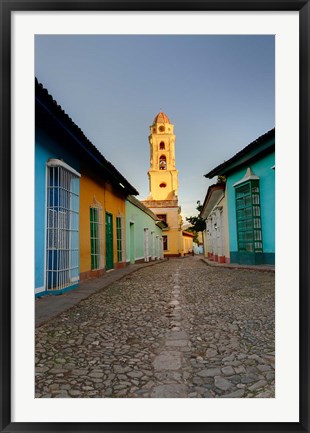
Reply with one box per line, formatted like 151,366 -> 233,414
35,35 -> 274,218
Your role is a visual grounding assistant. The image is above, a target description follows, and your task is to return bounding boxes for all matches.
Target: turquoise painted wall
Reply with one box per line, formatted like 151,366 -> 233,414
125,200 -> 162,262
35,129 -> 80,291
226,151 -> 275,257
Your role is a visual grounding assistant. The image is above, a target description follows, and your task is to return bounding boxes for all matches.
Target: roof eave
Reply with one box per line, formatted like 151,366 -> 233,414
35,78 -> 139,196
204,129 -> 275,179
127,195 -> 160,221
182,230 -> 195,238
200,184 -> 225,219
156,220 -> 168,229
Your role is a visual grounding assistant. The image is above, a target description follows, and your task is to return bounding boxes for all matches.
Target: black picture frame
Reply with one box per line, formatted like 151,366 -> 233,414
1,1 -> 309,432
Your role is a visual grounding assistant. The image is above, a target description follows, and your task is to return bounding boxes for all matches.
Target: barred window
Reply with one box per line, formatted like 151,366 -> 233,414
46,160 -> 80,291
116,216 -> 125,262
235,180 -> 262,253
90,203 -> 104,270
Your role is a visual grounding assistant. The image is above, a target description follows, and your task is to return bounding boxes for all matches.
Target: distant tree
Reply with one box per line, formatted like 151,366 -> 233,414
196,200 -> 203,212
189,229 -> 199,245
185,200 -> 205,233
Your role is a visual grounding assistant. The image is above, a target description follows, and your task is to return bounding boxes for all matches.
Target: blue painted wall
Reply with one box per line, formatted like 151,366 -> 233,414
226,151 -> 275,262
35,129 -> 80,292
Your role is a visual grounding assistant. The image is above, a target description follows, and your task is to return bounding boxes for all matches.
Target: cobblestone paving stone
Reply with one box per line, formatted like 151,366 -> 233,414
35,257 -> 275,398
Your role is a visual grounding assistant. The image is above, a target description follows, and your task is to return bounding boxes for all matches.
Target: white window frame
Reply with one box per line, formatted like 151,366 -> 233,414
151,230 -> 155,260
90,200 -> 104,270
116,215 -> 125,263
45,159 -> 80,291
144,228 -> 149,262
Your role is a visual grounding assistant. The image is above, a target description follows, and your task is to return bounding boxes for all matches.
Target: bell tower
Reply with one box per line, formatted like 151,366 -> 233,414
142,112 -> 186,257
147,112 -> 178,201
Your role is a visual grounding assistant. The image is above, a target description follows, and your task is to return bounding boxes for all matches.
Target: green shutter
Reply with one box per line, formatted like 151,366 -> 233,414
90,207 -> 100,270
105,213 -> 114,270
116,217 -> 122,262
236,180 -> 262,253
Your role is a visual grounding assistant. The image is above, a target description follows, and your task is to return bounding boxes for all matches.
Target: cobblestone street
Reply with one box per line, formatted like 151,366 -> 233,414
35,257 -> 275,398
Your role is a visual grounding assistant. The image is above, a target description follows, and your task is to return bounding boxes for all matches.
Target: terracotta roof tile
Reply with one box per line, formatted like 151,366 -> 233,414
153,111 -> 171,124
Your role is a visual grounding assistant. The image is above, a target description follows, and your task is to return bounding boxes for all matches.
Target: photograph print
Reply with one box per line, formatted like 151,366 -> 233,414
35,34 -> 275,399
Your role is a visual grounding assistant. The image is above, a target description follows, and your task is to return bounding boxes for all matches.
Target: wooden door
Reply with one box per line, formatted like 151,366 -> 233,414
105,213 -> 114,270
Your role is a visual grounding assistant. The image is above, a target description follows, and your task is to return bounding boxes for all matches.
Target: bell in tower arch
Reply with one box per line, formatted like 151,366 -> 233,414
159,155 -> 167,170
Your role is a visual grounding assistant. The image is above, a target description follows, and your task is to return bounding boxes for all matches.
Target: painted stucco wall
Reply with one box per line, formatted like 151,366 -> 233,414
146,206 -> 180,256
125,200 -> 162,263
221,193 -> 230,260
35,128 -> 127,291
203,193 -> 230,262
203,229 -> 208,257
145,114 -> 180,256
80,168 -> 126,275
148,119 -> 178,201
226,151 -> 275,261
35,129 -> 80,292
182,235 -> 194,254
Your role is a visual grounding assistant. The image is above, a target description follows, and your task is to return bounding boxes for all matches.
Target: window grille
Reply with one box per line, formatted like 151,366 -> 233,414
116,216 -> 125,263
235,180 -> 262,253
46,161 -> 80,291
90,202 -> 104,270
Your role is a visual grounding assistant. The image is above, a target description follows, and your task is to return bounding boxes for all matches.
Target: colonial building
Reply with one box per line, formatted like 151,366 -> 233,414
200,181 -> 230,263
182,230 -> 195,255
205,129 -> 275,265
142,112 -> 192,257
35,79 -> 139,296
125,195 -> 166,264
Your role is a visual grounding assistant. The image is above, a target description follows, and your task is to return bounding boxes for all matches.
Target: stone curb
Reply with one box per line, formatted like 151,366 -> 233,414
200,258 -> 275,273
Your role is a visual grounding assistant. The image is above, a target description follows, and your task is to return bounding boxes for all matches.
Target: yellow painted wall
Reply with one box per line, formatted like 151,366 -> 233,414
163,227 -> 180,256
165,227 -> 181,256
143,113 -> 183,256
147,118 -> 178,201
147,205 -> 181,256
148,170 -> 178,201
182,234 -> 194,254
80,168 -> 126,275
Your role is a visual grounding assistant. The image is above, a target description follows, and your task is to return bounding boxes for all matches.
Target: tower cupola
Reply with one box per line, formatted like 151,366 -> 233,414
151,111 -> 174,135
153,112 -> 171,124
